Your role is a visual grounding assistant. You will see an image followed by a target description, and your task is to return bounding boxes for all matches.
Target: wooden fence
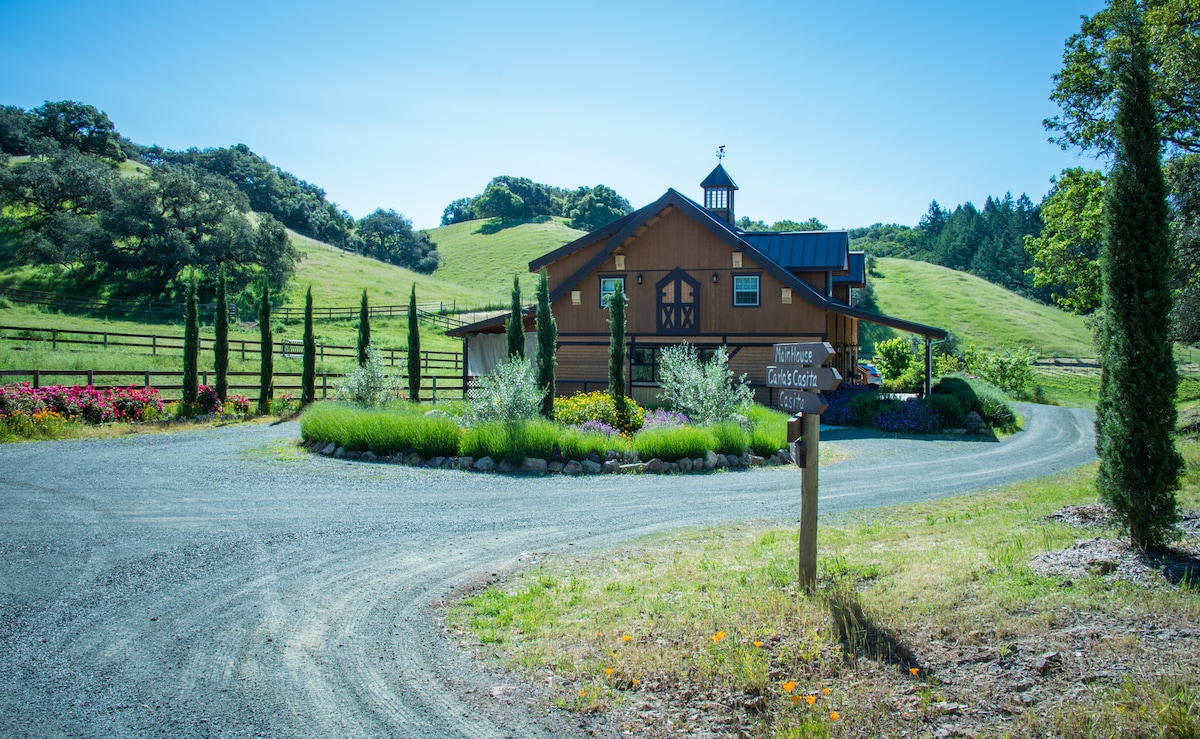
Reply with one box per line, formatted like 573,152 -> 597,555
1,286 -> 473,327
0,368 -> 465,402
0,324 -> 464,373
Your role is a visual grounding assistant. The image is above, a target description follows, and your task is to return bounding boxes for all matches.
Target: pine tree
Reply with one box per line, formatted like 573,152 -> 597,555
214,266 -> 229,402
606,280 -> 627,426
407,284 -> 421,403
302,285 -> 316,406
257,278 -> 274,414
182,280 -> 199,405
535,268 -> 556,417
1096,1 -> 1183,550
357,289 -> 370,367
505,275 -> 525,359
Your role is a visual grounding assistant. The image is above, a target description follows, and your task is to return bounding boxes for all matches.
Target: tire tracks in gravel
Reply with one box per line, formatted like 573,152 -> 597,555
0,403 -> 1095,738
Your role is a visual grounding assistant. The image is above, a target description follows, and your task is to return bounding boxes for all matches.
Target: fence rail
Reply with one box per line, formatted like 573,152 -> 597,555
1,286 -> 476,327
0,325 -> 463,372
0,368 -> 465,402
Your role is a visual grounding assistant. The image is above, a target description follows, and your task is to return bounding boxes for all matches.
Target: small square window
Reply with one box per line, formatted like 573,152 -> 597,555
600,277 -> 625,307
614,254 -> 625,270
733,275 -> 760,307
731,252 -> 742,268
781,287 -> 792,304
571,290 -> 581,306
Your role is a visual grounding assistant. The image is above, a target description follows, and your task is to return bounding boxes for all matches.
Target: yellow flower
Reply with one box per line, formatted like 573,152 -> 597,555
632,678 -> 639,686
752,640 -> 763,648
805,695 -> 816,706
910,667 -> 920,676
782,680 -> 797,693
790,695 -> 801,704
579,690 -> 586,696
604,668 -> 613,675
822,687 -> 831,695
712,631 -> 726,642
830,711 -> 839,721
621,634 -> 632,642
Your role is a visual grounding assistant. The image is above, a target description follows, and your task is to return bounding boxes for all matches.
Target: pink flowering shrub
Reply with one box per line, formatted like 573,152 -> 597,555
0,383 -> 165,424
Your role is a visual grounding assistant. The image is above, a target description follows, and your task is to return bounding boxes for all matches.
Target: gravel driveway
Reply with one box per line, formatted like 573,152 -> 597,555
0,403 -> 1095,738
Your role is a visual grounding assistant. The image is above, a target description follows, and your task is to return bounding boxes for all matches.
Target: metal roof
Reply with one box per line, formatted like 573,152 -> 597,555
833,251 -> 866,287
740,231 -> 849,271
699,163 -> 738,190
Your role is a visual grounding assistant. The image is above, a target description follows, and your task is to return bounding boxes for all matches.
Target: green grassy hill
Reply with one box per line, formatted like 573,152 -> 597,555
865,257 -> 1095,357
423,217 -> 585,301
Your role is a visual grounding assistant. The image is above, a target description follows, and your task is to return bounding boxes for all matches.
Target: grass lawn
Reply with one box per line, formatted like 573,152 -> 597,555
867,258 -> 1095,358
449,438 -> 1200,738
424,217 -> 585,302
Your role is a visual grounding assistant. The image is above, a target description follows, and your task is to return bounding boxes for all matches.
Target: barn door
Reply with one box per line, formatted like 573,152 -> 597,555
656,269 -> 699,334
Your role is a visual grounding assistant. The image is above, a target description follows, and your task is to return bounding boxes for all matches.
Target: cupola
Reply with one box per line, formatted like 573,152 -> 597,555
700,162 -> 738,225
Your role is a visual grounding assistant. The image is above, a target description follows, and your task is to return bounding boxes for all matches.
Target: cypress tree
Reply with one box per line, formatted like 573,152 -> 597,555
357,289 -> 370,367
535,267 -> 556,417
214,266 -> 229,402
407,284 -> 421,403
606,280 -> 627,426
182,280 -> 199,405
505,275 -> 525,359
1096,2 -> 1183,550
257,278 -> 274,415
302,285 -> 316,406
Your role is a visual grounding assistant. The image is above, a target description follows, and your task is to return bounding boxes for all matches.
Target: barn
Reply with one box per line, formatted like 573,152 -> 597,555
448,164 -> 946,406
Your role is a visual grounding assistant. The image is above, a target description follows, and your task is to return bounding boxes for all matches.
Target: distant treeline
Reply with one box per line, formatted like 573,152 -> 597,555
441,176 -> 634,233
849,193 -> 1048,303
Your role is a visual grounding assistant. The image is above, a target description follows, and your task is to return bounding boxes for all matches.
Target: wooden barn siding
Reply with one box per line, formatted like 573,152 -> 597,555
550,208 -> 828,338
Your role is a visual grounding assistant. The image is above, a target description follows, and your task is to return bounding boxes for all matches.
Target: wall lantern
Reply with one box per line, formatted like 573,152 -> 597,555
712,272 -> 719,283
637,274 -> 643,285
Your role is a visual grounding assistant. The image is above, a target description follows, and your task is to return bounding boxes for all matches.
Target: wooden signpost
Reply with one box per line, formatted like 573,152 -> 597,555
767,341 -> 841,591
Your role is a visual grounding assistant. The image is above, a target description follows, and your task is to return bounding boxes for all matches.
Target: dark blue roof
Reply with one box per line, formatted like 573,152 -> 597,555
740,231 -> 848,271
833,251 -> 866,287
700,164 -> 738,190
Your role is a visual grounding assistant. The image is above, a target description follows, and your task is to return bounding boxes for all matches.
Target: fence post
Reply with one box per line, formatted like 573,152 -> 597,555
432,375 -> 437,403
152,335 -> 157,356
322,374 -> 327,398
144,370 -> 150,388
103,332 -> 108,349
202,371 -> 208,388
241,340 -> 245,360
33,370 -> 39,388
52,330 -> 57,350
87,370 -> 93,386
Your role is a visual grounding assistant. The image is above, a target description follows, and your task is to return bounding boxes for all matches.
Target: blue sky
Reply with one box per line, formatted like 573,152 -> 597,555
2,0 -> 1103,230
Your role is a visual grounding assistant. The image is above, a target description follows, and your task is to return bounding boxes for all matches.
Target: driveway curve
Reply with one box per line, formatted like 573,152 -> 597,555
0,402 -> 1094,738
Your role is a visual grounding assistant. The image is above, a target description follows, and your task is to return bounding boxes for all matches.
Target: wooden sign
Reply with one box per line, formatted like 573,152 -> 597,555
765,365 -> 842,392
777,389 -> 828,415
773,342 -> 835,367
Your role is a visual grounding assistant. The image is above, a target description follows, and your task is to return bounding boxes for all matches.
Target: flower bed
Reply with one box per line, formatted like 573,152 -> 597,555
298,400 -> 794,475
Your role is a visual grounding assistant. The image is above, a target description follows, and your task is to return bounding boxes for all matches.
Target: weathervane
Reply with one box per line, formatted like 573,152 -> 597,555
715,145 -> 726,161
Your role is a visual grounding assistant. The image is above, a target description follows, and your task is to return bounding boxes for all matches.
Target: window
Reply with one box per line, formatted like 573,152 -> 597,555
733,275 -> 760,306
705,188 -> 729,209
600,276 -> 625,307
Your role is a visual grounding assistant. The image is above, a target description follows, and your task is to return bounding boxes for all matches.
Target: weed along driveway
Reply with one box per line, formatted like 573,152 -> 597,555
0,402 -> 1095,739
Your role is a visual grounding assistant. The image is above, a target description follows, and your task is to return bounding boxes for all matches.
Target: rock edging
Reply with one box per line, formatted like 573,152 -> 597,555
303,440 -> 792,474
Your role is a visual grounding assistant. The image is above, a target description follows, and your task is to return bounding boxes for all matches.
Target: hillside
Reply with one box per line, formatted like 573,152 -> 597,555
865,257 -> 1095,357
423,217 -> 585,301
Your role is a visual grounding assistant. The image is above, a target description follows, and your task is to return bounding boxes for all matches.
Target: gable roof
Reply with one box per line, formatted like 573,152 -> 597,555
450,190 -> 945,340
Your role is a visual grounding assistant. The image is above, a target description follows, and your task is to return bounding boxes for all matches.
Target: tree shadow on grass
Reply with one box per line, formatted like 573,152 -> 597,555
474,215 -> 552,235
826,585 -> 925,675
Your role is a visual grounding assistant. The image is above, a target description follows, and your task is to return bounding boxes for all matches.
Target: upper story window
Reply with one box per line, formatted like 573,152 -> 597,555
600,276 -> 625,307
705,188 -> 729,210
733,274 -> 760,307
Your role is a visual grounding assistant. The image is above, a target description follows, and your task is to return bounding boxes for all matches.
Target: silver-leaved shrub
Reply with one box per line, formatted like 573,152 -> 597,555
334,346 -> 399,406
467,356 -> 543,423
656,344 -> 753,425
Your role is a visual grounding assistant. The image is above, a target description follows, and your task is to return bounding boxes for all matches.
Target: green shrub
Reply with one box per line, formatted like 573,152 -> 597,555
978,391 -> 1017,432
849,391 -> 894,426
711,421 -> 748,457
926,392 -> 965,428
747,404 -> 788,456
657,344 -> 753,424
553,390 -> 645,433
873,337 -> 914,380
932,376 -> 982,416
467,357 -> 542,422
980,348 -> 1038,397
334,347 -> 399,407
299,401 -> 456,455
461,418 -> 561,464
557,426 -> 632,460
634,425 -> 712,461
